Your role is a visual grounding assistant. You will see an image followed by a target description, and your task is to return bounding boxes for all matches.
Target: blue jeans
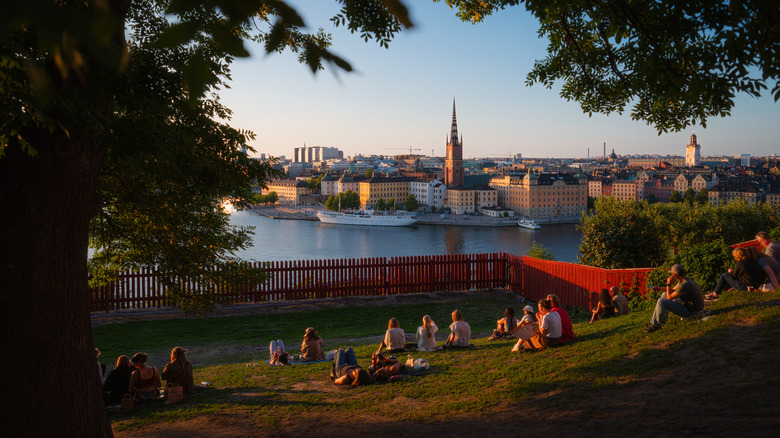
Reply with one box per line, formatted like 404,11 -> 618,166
713,273 -> 746,294
649,292 -> 693,328
332,347 -> 357,377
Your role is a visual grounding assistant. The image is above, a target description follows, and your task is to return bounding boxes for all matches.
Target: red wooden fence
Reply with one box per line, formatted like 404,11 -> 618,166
521,257 -> 653,309
90,253 -> 651,312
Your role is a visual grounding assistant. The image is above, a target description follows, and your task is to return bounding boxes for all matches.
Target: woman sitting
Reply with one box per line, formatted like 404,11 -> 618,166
518,299 -> 562,351
162,347 -> 194,394
589,289 -> 618,323
332,347 -> 371,387
416,315 -> 438,351
269,339 -> 290,365
128,353 -> 161,406
376,318 -> 406,354
444,309 -> 472,348
707,247 -> 766,300
300,327 -> 325,361
489,306 -> 518,340
748,246 -> 780,290
103,355 -> 135,404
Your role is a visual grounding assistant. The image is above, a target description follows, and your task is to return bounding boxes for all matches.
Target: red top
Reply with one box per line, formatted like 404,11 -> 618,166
135,367 -> 158,388
552,306 -> 574,343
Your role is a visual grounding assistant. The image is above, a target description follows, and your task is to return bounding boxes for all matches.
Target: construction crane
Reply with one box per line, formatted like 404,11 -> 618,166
386,145 -> 422,155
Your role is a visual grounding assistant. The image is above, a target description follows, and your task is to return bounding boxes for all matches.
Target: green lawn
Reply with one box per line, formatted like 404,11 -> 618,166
95,290 -> 780,434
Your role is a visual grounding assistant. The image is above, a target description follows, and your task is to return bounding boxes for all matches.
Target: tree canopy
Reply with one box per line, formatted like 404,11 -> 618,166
438,0 -> 780,133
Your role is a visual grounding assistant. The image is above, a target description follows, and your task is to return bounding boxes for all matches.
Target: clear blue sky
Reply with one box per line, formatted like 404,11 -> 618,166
219,2 -> 780,160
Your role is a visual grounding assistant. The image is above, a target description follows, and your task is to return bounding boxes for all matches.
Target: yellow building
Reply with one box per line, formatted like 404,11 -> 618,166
489,172 -> 587,221
708,184 -> 757,206
264,179 -> 311,205
612,180 -> 642,201
359,176 -> 414,208
444,185 -> 496,215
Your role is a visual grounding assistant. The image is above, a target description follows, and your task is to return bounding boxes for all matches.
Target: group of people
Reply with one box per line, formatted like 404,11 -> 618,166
589,287 -> 630,323
100,347 -> 194,406
645,231 -> 780,333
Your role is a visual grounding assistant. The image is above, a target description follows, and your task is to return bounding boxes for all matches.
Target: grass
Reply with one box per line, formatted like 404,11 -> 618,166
95,290 -> 780,433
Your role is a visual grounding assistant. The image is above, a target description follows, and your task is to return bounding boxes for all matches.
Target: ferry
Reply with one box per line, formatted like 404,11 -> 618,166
517,217 -> 541,230
316,209 -> 418,227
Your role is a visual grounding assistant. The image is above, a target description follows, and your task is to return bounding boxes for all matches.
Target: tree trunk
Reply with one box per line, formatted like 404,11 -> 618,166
0,135 -> 113,436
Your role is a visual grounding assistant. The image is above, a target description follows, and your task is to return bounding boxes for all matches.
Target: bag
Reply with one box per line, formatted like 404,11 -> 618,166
121,394 -> 134,413
165,384 -> 183,405
405,355 -> 415,368
324,350 -> 337,361
413,358 -> 429,372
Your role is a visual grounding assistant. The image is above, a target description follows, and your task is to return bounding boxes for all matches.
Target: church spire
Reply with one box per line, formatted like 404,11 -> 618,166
450,98 -> 458,145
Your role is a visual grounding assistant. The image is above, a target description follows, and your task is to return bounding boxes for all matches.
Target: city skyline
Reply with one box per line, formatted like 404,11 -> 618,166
219,2 -> 780,160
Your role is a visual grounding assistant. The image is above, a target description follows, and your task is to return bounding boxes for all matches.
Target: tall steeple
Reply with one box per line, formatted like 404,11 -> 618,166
445,97 -> 464,187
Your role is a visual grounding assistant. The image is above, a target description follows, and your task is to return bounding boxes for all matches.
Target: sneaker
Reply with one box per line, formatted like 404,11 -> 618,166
643,324 -> 661,333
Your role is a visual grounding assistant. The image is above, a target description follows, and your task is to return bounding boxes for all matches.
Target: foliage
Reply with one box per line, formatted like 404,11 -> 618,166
404,193 -> 419,212
439,0 -> 780,133
387,197 -> 396,211
307,175 -> 324,191
694,188 -> 709,205
669,191 -> 683,203
578,197 -> 665,268
666,242 -> 733,292
527,241 -> 555,261
683,187 -> 696,206
254,191 -> 278,204
325,190 -> 360,211
375,198 -> 387,211
365,168 -> 374,177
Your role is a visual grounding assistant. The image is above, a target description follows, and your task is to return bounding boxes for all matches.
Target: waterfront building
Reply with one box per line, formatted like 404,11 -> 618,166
263,179 -> 312,205
444,99 -> 464,187
685,132 -> 701,167
588,177 -> 603,198
489,172 -> 587,221
320,174 -> 337,197
708,183 -> 758,206
674,173 -> 692,193
285,162 -> 312,178
643,176 -> 676,202
337,175 -> 362,195
409,179 -> 446,211
445,185 -> 497,215
613,179 -> 642,201
358,176 -> 415,208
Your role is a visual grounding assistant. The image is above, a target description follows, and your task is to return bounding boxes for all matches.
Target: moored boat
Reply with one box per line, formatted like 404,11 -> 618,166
316,209 -> 418,226
517,217 -> 540,230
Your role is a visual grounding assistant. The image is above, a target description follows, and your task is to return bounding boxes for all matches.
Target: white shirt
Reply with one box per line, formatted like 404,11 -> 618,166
383,328 -> 406,350
416,323 -> 438,351
540,311 -> 562,338
449,320 -> 471,346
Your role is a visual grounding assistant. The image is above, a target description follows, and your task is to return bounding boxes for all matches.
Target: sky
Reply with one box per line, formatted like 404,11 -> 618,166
219,2 -> 780,160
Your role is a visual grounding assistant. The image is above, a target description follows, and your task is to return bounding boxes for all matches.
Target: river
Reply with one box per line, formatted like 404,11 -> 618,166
228,209 -> 583,263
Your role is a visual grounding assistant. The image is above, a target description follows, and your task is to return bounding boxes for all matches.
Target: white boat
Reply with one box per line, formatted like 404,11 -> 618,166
317,209 -> 418,226
517,217 -> 540,230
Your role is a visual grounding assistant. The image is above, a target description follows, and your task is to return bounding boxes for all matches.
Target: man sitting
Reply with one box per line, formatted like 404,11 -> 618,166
610,286 -> 630,316
644,264 -> 704,333
756,231 -> 780,264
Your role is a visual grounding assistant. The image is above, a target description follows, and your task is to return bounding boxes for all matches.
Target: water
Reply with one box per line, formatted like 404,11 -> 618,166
228,209 -> 583,263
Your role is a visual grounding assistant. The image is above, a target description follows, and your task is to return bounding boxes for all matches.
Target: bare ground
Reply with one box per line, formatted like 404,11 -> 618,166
108,293 -> 780,437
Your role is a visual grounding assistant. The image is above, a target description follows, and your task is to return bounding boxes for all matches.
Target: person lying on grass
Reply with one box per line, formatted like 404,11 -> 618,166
269,339 -> 290,365
332,347 -> 372,387
376,317 -> 406,355
516,298 -> 562,351
444,309 -> 472,348
369,352 -> 406,382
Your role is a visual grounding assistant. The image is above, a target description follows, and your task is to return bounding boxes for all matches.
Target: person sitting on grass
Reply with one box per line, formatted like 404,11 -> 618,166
706,247 -> 765,301
589,288 -> 618,323
518,298 -> 562,351
644,264 -> 704,333
747,246 -> 780,291
547,294 -> 574,343
128,352 -> 161,406
332,347 -> 372,387
610,286 -> 630,316
444,309 -> 472,348
756,231 -> 780,264
103,355 -> 135,404
269,339 -> 290,365
416,315 -> 438,351
376,317 -> 406,354
489,306 -> 518,340
300,327 -> 325,361
510,305 -> 538,351
162,346 -> 194,394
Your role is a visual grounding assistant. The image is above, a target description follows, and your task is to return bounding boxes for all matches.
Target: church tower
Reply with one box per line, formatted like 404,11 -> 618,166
685,132 -> 701,167
445,99 -> 464,187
